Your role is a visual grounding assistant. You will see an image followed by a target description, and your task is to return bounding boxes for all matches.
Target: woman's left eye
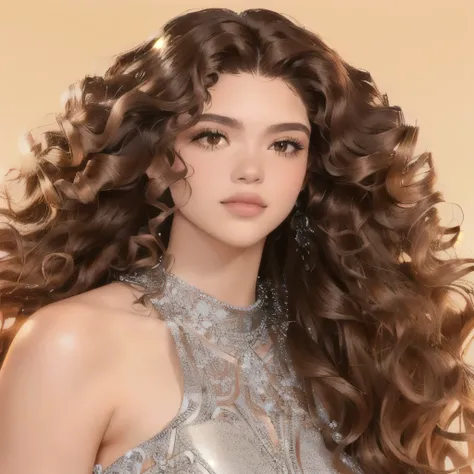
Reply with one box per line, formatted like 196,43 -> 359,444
271,140 -> 304,156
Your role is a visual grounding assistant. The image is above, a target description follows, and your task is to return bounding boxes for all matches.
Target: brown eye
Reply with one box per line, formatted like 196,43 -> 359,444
274,141 -> 290,153
205,133 -> 222,147
271,139 -> 304,156
191,130 -> 228,150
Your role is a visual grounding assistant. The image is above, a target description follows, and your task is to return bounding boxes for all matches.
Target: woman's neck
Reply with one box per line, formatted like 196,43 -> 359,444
166,213 -> 265,307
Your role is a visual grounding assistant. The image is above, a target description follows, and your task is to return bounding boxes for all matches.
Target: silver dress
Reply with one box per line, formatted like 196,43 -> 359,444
93,265 -> 363,474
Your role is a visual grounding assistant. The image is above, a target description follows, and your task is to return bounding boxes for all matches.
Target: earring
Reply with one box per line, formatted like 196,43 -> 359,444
291,203 -> 315,271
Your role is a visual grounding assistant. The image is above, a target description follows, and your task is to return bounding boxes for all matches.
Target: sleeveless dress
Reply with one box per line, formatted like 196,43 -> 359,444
93,265 -> 363,474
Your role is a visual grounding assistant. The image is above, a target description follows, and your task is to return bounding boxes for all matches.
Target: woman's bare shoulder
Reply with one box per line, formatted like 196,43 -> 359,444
0,282 -> 170,473
6,281 -> 166,368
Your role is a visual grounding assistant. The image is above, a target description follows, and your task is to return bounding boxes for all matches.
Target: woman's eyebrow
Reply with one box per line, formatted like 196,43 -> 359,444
197,113 -> 311,138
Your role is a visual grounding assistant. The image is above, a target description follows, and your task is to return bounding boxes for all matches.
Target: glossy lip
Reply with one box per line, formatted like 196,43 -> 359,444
220,192 -> 267,208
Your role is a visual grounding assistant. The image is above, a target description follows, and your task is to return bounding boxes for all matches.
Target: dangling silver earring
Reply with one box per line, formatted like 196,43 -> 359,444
291,202 -> 315,271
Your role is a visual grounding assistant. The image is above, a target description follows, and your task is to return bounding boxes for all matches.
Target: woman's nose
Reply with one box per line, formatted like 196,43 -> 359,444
230,150 -> 264,184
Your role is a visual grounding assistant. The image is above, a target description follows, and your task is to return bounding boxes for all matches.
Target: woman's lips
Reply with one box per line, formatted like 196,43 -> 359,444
221,201 -> 266,217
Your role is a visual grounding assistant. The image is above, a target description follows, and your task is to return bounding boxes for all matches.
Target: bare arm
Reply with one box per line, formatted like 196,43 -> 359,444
0,303 -> 115,474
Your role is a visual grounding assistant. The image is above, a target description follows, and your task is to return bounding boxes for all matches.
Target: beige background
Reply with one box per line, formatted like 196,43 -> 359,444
0,0 -> 473,256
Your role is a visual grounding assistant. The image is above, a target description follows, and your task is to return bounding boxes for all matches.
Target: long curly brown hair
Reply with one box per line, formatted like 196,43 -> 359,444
1,7 -> 474,473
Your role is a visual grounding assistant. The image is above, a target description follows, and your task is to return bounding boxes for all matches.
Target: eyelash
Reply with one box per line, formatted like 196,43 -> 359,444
190,128 -> 305,157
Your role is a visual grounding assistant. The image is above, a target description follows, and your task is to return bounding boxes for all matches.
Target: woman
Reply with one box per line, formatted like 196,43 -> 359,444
0,7 -> 473,474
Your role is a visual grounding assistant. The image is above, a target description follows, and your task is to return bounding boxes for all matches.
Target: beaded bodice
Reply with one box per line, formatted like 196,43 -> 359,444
93,264 -> 362,474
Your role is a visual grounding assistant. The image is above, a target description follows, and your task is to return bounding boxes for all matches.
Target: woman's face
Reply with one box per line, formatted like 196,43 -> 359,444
170,72 -> 310,250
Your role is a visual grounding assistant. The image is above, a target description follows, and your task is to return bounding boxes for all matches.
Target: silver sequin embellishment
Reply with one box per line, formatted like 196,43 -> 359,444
93,265 -> 363,474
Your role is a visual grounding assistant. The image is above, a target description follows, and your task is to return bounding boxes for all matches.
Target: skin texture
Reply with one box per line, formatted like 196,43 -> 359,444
0,73 -> 311,473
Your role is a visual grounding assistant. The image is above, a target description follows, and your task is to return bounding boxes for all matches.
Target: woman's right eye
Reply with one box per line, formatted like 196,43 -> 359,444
191,130 -> 228,150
